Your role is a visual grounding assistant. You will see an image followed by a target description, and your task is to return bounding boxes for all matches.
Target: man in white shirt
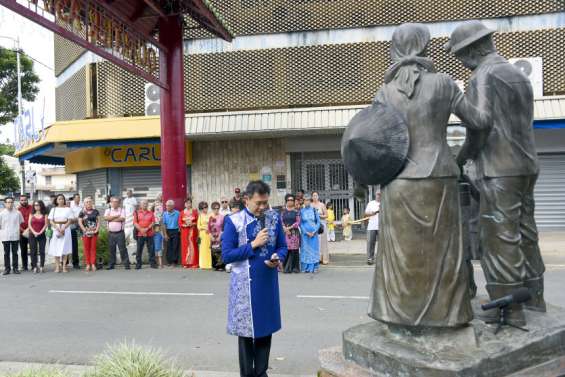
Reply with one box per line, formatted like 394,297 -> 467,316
69,194 -> 83,269
0,197 -> 24,275
219,197 -> 231,216
123,190 -> 138,246
364,192 -> 381,265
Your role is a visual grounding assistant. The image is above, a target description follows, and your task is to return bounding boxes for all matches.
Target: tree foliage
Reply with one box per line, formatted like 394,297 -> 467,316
0,143 -> 15,156
0,47 -> 40,125
0,156 -> 20,194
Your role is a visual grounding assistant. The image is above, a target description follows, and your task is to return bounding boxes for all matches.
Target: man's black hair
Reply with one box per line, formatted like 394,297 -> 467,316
298,189 -> 305,194
284,193 -> 295,202
245,180 -> 271,198
3,197 -> 14,203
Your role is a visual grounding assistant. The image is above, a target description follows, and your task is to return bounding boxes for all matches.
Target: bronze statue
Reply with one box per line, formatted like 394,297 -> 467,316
446,21 -> 546,326
362,23 -> 474,327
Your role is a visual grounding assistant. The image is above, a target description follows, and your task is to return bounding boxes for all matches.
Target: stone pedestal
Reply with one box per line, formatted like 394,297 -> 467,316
320,302 -> 565,377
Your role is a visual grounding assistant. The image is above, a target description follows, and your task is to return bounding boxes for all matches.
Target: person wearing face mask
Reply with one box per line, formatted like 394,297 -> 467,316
222,181 -> 288,377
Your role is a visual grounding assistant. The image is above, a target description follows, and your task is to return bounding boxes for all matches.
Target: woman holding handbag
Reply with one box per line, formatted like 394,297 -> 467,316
28,200 -> 48,273
78,197 -> 100,272
47,194 -> 74,273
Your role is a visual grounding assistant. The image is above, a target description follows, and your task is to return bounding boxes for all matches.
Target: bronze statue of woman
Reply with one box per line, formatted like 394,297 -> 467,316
368,23 -> 473,327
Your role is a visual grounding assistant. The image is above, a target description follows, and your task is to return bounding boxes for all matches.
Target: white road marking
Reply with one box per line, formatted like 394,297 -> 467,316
297,295 -> 369,300
49,290 -> 214,297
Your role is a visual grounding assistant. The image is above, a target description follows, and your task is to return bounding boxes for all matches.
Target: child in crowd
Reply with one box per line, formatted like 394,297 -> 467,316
326,202 -> 336,242
341,207 -> 353,241
153,223 -> 164,268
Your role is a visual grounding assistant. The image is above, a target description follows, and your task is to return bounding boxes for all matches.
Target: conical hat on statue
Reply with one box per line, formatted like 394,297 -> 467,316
341,101 -> 409,186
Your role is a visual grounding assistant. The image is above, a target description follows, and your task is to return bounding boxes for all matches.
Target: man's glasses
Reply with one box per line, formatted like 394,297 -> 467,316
287,198 -> 295,202
221,201 -> 228,203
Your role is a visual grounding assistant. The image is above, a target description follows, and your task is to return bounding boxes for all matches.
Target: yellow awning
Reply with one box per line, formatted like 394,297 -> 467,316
15,115 -> 161,158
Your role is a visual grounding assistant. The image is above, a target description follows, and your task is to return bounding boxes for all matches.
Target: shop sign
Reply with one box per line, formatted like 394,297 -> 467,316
65,142 -> 192,173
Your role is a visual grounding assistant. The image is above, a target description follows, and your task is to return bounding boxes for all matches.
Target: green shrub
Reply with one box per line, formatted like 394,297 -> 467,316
85,342 -> 186,377
5,368 -> 69,377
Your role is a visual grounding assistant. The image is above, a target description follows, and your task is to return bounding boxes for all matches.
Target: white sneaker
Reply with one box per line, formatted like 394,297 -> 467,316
225,264 -> 232,273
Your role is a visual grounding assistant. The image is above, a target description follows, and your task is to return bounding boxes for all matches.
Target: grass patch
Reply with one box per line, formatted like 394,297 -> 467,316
85,342 -> 187,377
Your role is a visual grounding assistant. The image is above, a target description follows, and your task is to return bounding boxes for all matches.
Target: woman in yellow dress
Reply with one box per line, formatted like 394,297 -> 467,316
197,201 -> 212,269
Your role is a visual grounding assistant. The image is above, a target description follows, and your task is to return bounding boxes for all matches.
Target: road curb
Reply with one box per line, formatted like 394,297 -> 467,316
0,361 -> 314,377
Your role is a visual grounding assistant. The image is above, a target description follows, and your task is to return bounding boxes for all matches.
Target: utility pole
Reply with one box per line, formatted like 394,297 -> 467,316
16,36 -> 25,196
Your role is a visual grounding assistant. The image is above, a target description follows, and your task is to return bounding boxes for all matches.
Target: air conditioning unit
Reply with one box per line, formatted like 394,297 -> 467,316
144,83 -> 160,116
508,57 -> 543,98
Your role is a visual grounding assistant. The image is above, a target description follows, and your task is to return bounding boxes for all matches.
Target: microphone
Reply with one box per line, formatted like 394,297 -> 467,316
257,214 -> 266,230
481,287 -> 531,311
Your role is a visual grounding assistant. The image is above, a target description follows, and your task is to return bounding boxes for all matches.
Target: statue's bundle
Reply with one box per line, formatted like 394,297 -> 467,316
341,101 -> 409,186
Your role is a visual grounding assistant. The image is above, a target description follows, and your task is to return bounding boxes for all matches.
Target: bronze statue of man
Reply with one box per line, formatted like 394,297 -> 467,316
446,21 -> 546,326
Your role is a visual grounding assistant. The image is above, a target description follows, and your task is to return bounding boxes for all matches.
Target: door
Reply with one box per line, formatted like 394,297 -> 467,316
301,159 -> 365,224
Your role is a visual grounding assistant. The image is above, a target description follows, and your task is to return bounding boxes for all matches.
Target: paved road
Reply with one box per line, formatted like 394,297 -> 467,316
1,256 -> 564,376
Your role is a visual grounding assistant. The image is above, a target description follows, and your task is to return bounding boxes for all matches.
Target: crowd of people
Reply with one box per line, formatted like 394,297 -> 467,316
0,186 -> 367,275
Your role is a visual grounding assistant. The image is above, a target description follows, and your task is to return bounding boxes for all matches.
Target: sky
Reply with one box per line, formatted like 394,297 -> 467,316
0,6 -> 55,146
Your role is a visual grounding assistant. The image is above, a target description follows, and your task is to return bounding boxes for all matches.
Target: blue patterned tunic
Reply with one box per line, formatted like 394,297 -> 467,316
222,208 -> 288,338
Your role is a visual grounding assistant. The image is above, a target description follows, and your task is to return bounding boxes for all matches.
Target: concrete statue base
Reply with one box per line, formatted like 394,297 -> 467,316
320,300 -> 565,377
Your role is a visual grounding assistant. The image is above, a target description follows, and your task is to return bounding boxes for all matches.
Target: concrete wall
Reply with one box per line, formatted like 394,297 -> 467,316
191,139 -> 289,206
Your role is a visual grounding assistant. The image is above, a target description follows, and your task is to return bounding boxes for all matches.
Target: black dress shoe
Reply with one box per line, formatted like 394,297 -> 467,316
135,265 -> 142,270
150,265 -> 158,269
2,270 -> 10,275
13,269 -> 21,274
106,266 -> 115,270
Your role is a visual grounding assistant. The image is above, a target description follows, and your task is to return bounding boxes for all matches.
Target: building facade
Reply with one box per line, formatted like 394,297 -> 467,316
18,1 -> 565,229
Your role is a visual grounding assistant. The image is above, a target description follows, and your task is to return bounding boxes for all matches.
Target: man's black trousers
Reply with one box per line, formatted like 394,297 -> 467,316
238,335 -> 272,377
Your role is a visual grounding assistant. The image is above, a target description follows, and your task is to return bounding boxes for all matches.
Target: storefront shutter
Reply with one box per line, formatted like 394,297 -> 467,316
535,154 -> 565,230
77,169 -> 107,206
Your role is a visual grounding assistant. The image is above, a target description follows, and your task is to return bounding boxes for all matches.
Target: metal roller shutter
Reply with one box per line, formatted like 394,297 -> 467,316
77,169 -> 107,204
535,154 -> 565,230
122,168 -> 162,189
121,167 -> 192,201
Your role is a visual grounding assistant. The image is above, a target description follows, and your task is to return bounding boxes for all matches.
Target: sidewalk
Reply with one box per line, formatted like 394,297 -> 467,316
0,362 -> 314,377
328,231 -> 564,256
0,232 -> 561,269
